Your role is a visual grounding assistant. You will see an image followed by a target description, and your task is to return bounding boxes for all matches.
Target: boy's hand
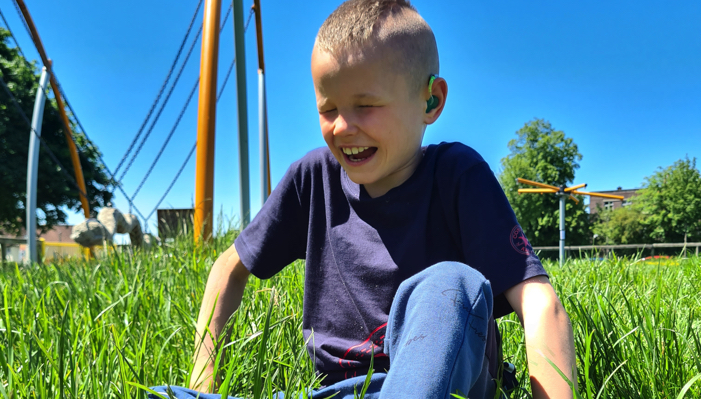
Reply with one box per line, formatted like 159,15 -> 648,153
190,244 -> 250,392
505,276 -> 578,399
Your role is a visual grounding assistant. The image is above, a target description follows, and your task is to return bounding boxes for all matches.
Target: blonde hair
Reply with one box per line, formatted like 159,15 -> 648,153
315,0 -> 439,93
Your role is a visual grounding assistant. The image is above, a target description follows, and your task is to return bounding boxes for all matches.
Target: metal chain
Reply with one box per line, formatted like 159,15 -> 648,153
127,1 -> 236,202
2,4 -> 116,188
0,6 -> 55,102
145,143 -> 197,223
0,10 -> 148,220
143,4 -> 253,223
130,78 -> 199,202
0,71 -> 88,200
116,24 -> 203,184
0,5 -> 28,60
11,0 -> 32,45
111,0 -> 204,182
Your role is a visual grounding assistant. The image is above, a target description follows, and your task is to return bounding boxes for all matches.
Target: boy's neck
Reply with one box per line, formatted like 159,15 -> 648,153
363,147 -> 425,198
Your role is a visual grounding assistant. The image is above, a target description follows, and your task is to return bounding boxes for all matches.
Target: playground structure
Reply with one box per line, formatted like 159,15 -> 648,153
516,178 -> 624,265
2,0 -> 271,261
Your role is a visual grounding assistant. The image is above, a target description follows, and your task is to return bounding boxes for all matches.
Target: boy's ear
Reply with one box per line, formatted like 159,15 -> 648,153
423,76 -> 448,125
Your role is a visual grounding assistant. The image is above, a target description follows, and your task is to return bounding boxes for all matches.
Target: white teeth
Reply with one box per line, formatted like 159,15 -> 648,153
341,146 -> 369,155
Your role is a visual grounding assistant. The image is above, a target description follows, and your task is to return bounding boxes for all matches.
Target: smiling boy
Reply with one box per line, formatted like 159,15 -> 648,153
153,1 -> 578,398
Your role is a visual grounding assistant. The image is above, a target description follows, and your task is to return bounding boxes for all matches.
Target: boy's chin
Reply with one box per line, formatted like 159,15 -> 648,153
343,170 -> 379,187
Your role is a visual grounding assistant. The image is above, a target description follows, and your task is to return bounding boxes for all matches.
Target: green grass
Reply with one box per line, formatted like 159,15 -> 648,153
0,231 -> 699,398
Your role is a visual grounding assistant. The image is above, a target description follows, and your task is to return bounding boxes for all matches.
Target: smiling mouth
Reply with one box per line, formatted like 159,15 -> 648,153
341,147 -> 378,162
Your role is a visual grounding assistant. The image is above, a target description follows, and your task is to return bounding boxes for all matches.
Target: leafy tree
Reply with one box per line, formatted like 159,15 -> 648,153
591,206 -> 651,245
0,28 -> 112,235
499,119 -> 590,246
634,156 -> 701,243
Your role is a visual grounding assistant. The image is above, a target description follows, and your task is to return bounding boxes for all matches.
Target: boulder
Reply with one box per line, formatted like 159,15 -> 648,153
70,218 -> 107,247
70,207 -> 153,248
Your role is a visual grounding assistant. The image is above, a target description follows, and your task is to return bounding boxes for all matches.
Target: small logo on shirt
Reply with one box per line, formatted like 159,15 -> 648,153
339,322 -> 387,379
510,225 -> 533,256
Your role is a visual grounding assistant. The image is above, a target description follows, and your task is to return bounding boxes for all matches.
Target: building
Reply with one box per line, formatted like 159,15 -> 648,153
588,187 -> 640,214
1,225 -> 82,263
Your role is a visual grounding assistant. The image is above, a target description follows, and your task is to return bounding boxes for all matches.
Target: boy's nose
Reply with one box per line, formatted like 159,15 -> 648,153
332,113 -> 358,137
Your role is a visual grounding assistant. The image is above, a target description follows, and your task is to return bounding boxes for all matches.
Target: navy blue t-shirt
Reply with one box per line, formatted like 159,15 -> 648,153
235,142 -> 547,385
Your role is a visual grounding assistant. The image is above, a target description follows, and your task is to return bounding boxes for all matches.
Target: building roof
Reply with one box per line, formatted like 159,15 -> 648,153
0,225 -> 76,243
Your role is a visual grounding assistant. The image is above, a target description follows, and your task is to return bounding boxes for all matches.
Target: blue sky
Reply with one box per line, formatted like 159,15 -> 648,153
2,0 -> 700,236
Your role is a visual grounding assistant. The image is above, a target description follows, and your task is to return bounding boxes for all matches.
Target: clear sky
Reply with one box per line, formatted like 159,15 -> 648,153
2,0 -> 700,237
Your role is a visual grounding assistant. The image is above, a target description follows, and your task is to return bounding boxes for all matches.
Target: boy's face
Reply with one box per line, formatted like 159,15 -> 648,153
311,46 -> 428,198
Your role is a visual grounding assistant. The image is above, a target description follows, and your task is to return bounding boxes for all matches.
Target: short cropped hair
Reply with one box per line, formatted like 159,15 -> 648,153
315,0 -> 439,94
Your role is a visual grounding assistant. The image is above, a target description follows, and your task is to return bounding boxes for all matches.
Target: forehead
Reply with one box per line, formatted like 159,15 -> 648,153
311,45 -> 406,98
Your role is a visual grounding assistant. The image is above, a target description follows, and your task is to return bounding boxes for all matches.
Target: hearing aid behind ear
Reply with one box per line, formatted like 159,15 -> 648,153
426,75 -> 439,113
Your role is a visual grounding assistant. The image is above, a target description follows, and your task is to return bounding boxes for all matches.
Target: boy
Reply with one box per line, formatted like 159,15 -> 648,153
152,0 -> 578,398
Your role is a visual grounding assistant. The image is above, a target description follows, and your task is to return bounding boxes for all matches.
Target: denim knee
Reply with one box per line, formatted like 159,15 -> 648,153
399,261 -> 492,300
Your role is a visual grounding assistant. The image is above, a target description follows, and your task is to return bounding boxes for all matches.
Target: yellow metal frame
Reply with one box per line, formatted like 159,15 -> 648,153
194,0 -> 223,243
571,190 -> 624,200
517,178 -> 625,201
516,178 -> 558,191
517,188 -> 557,194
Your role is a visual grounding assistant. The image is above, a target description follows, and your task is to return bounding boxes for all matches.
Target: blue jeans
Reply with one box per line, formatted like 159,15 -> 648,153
150,262 -> 499,399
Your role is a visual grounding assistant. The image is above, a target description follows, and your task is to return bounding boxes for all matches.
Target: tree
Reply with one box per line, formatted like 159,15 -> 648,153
591,206 -> 651,245
634,156 -> 701,243
0,28 -> 112,235
498,119 -> 590,246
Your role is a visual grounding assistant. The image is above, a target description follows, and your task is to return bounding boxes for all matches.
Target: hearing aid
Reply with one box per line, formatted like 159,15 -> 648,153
426,74 -> 439,113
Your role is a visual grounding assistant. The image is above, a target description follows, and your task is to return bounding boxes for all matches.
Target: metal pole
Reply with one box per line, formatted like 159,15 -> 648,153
559,194 -> 566,266
26,67 -> 50,265
234,0 -> 250,226
253,0 -> 271,204
259,72 -> 270,203
194,0 -> 222,243
15,0 -> 90,219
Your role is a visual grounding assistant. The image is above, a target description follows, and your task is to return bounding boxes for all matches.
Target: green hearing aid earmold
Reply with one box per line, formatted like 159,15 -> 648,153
426,74 -> 439,113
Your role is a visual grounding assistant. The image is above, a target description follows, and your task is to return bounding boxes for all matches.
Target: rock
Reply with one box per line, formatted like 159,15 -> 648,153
97,207 -> 127,236
70,218 -> 107,247
124,213 -> 143,246
71,207 -> 151,248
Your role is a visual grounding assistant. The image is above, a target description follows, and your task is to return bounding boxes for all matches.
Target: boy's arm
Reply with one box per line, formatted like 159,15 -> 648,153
504,276 -> 578,399
190,243 -> 250,392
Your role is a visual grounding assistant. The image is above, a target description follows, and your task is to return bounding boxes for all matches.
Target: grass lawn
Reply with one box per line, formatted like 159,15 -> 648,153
1,230 -> 699,398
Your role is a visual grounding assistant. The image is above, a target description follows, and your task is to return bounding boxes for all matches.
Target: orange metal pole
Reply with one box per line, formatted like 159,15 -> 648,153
516,177 -> 559,191
564,183 -> 587,192
253,0 -> 271,197
16,0 -> 90,219
194,0 -> 222,243
572,191 -> 624,200
253,0 -> 265,73
517,188 -> 558,194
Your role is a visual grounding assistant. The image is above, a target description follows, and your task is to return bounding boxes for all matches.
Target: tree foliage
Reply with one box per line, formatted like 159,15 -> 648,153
592,157 -> 701,244
592,206 -> 651,245
0,28 -> 112,235
499,119 -> 590,246
635,156 -> 701,243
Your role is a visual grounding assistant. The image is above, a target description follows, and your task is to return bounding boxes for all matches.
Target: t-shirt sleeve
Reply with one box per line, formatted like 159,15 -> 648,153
234,162 -> 309,279
456,162 -> 548,318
